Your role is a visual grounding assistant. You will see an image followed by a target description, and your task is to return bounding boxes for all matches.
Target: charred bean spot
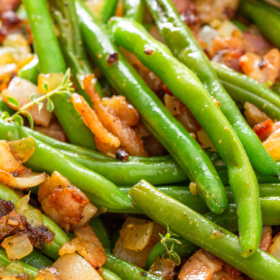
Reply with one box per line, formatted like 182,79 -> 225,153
107,52 -> 119,65
141,272 -> 147,276
116,148 -> 130,161
144,49 -> 153,55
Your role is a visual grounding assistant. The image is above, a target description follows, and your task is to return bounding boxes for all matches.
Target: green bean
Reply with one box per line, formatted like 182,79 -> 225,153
23,0 -> 97,149
0,248 -> 39,278
18,56 -> 39,84
48,0 -> 104,102
213,62 -> 280,120
146,196 -> 280,269
239,0 -> 280,49
104,252 -> 161,280
89,217 -> 112,251
143,0 -> 278,177
102,267 -> 123,280
22,249 -> 53,269
0,119 -> 133,211
99,0 -> 119,23
110,18 -> 261,257
129,180 -> 280,280
123,0 -> 145,22
75,0 -> 228,215
231,20 -> 247,32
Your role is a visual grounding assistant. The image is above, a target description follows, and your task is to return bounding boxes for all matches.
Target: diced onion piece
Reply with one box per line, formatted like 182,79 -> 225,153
37,73 -> 64,94
0,141 -> 23,173
1,233 -> 33,261
0,263 -> 27,279
0,169 -> 47,189
74,203 -> 97,229
53,253 -> 103,280
197,129 -> 217,152
148,255 -> 175,279
35,267 -> 60,280
8,137 -> 35,163
119,221 -> 153,252
268,235 -> 280,259
1,77 -> 52,126
0,47 -> 15,65
217,20 -> 242,38
244,102 -> 269,127
197,25 -> 219,47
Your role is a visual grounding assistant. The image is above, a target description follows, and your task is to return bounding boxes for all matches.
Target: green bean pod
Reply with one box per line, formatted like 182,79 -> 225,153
22,0 -> 97,149
18,56 -> 40,84
22,249 -> 53,269
48,0 -> 104,102
89,217 -> 112,251
102,267 -> 123,280
212,62 -> 280,120
239,0 -> 280,49
110,18 -> 261,258
129,181 -> 280,280
0,119 -> 132,210
0,248 -> 39,278
75,0 -> 228,215
99,0 -> 119,23
143,0 -> 278,177
123,0 -> 145,22
104,252 -> 161,280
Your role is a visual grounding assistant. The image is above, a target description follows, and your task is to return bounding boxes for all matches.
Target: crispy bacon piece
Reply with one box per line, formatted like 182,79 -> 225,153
253,119 -> 274,142
59,225 -> 106,272
243,33 -> 272,56
0,200 -> 54,251
71,93 -> 121,155
148,255 -> 175,280
102,95 -> 140,127
38,172 -> 97,232
240,49 -> 280,86
84,75 -> 149,157
178,249 -> 223,280
259,226 -> 272,252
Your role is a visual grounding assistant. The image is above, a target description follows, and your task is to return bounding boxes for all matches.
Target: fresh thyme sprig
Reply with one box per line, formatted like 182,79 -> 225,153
1,68 -> 73,128
159,226 -> 182,266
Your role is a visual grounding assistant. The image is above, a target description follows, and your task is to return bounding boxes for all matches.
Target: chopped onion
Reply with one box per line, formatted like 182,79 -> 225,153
74,203 -> 97,229
8,137 -> 35,163
197,25 -> 219,47
53,253 -> 103,280
197,129 -> 217,152
37,73 -> 64,94
0,169 -> 47,190
148,255 -> 175,279
1,233 -> 33,261
119,221 -> 153,252
217,20 -> 242,38
0,263 -> 26,279
268,235 -> 280,259
15,193 -> 43,228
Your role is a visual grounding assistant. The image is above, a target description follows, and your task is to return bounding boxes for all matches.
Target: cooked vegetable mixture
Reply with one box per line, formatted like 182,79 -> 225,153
0,0 -> 280,279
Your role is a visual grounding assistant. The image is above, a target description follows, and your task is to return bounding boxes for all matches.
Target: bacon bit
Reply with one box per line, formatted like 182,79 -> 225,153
0,11 -> 22,43
0,207 -> 54,251
0,199 -> 14,218
178,249 -> 224,280
84,75 -> 149,157
259,226 -> 272,252
59,225 -> 107,273
107,52 -> 119,65
113,218 -> 166,268
102,95 -> 140,127
144,49 -> 153,55
240,49 -> 280,86
38,172 -> 97,232
244,102 -> 269,127
0,0 -> 21,13
253,119 -> 274,142
148,255 -> 175,280
71,93 -> 120,150
242,33 -> 272,56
